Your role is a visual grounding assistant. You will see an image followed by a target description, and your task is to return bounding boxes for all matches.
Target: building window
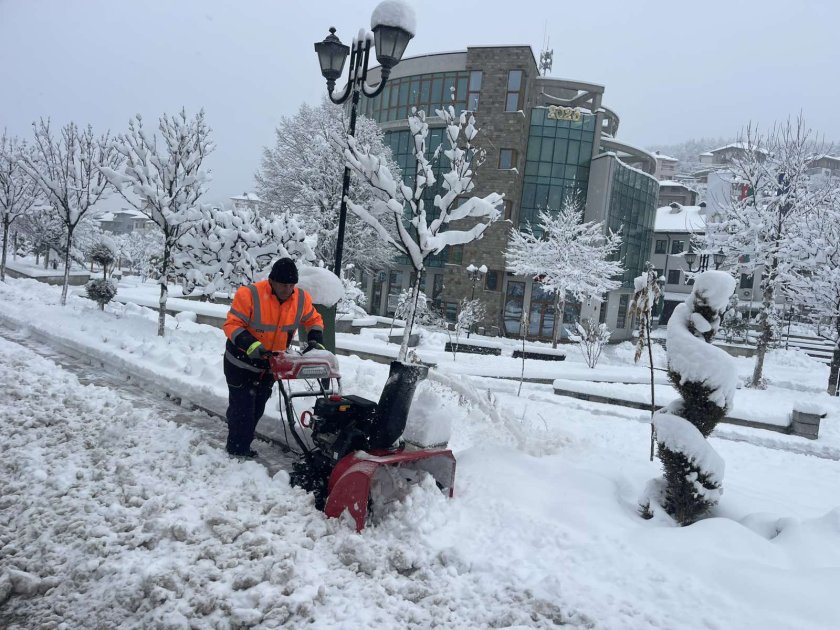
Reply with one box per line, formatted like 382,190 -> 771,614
505,69 -> 523,112
616,294 -> 630,329
667,269 -> 681,285
468,70 -> 482,111
740,273 -> 754,289
670,240 -> 684,255
504,199 -> 513,220
655,239 -> 667,254
485,270 -> 499,291
599,295 -> 609,324
499,148 -> 516,170
654,268 -> 664,281
445,302 -> 458,323
503,281 -> 525,335
449,244 -> 463,265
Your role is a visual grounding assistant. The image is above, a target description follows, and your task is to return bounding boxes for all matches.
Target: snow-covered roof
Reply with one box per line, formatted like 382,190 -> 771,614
653,152 -> 678,162
658,180 -> 697,191
654,204 -> 707,233
230,192 -> 262,202
708,142 -> 767,156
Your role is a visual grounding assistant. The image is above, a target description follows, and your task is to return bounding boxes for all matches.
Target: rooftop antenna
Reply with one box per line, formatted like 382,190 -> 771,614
539,21 -> 553,76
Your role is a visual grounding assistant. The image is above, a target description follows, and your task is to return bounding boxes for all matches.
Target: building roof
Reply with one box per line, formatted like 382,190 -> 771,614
708,142 -> 768,156
653,151 -> 678,162
658,180 -> 697,191
231,192 -> 262,202
654,204 -> 707,233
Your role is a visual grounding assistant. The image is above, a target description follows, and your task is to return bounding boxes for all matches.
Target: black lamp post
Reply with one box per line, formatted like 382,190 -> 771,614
784,298 -> 795,350
314,8 -> 414,277
684,248 -> 725,273
465,263 -> 486,338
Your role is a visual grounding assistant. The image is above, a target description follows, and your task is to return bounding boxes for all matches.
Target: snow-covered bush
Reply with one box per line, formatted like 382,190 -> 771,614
569,319 -> 611,369
85,278 -> 117,310
337,268 -> 367,317
652,270 -> 737,525
446,298 -> 486,360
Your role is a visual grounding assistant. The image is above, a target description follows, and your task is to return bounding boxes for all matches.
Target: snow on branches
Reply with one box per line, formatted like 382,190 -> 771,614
505,195 -> 623,347
343,103 -> 502,361
20,119 -> 122,305
653,270 -> 736,525
256,99 -> 398,275
705,117 -> 836,387
0,132 -> 41,282
101,109 -> 212,336
176,207 -> 316,298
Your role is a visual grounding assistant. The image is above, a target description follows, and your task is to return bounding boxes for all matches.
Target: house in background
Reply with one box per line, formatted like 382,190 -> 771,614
653,151 -> 678,180
657,180 -> 698,207
230,192 -> 263,213
95,209 -> 155,234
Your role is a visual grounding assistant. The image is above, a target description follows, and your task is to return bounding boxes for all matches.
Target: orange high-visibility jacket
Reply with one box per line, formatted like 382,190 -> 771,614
224,280 -> 323,357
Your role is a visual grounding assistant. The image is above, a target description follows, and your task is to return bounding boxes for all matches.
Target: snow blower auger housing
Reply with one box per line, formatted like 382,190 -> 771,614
268,351 -> 456,531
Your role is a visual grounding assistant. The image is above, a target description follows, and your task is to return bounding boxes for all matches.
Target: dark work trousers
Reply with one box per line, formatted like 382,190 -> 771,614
224,357 -> 275,454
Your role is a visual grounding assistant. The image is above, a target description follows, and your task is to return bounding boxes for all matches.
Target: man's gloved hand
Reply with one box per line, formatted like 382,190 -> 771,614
303,340 -> 326,354
246,341 -> 270,359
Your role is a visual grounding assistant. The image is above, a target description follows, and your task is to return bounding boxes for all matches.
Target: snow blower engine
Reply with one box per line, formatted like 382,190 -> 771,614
268,351 -> 456,531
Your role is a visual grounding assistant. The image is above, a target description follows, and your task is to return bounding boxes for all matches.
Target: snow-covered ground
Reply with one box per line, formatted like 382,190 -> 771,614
1,276 -> 839,629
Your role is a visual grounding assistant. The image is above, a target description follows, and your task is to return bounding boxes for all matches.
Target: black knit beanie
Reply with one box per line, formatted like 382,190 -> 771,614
269,257 -> 298,284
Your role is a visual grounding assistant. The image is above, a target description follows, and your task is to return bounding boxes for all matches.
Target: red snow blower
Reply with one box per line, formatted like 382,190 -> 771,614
268,351 -> 456,531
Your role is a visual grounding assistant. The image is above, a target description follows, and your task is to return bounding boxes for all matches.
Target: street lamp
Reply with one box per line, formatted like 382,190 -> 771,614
684,248 -> 725,273
465,263 -> 486,338
314,1 -> 415,277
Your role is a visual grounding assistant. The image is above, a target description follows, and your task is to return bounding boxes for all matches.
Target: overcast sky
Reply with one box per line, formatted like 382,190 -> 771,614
1,0 -> 838,206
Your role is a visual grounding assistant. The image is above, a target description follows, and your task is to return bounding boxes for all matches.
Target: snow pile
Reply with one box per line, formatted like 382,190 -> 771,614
403,380 -> 453,448
298,265 -> 344,307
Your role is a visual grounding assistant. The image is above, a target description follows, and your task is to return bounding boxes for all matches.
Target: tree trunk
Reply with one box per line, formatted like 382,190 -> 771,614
1,219 -> 9,282
398,271 -> 423,362
157,239 -> 171,337
551,295 -> 565,349
60,230 -> 73,306
750,282 -> 774,388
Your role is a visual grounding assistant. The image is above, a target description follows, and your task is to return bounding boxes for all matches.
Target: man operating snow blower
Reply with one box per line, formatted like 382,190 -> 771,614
222,257 -> 324,458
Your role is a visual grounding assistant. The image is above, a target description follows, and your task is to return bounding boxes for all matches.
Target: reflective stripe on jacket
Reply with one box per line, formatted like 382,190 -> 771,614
223,281 -> 324,372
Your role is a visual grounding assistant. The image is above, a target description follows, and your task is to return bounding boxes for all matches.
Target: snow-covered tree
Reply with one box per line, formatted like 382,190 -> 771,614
255,99 -> 398,274
505,195 -> 623,348
16,204 -> 65,268
786,194 -> 840,393
630,262 -> 664,459
652,270 -> 737,525
0,132 -> 40,282
100,110 -> 211,336
84,239 -> 117,310
112,228 -> 163,280
175,205 -> 316,299
19,120 -> 121,304
344,104 -> 503,361
705,117 -> 835,387
87,239 -> 116,280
